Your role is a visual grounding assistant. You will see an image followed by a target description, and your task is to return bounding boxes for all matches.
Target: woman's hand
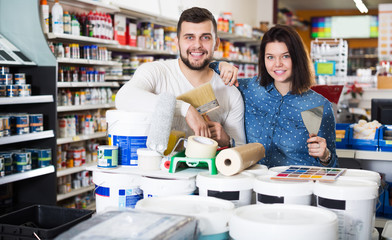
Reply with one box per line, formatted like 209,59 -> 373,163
218,62 -> 239,87
307,134 -> 329,161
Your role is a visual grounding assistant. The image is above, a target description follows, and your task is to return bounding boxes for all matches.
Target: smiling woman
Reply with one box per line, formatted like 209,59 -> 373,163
212,24 -> 338,168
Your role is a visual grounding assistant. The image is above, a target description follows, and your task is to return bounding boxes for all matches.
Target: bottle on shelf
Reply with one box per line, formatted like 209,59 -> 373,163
40,0 -> 49,33
51,0 -> 63,34
63,11 -> 71,34
71,14 -> 80,36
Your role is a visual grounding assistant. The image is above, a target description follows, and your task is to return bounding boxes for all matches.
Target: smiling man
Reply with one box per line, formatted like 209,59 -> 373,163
115,7 -> 245,147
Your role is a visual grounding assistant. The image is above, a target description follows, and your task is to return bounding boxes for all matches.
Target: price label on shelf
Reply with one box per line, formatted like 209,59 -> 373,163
72,136 -> 81,141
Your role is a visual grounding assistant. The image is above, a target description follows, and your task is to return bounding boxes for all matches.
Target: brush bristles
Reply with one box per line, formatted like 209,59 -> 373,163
176,82 -> 218,109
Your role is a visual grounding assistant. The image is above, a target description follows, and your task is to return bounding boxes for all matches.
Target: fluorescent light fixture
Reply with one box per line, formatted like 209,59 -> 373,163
353,0 -> 368,13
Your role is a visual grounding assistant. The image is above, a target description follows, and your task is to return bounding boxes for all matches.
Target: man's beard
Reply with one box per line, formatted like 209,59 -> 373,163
179,47 -> 212,70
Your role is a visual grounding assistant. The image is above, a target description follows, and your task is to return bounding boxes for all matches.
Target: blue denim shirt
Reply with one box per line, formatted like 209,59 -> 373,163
237,77 -> 337,167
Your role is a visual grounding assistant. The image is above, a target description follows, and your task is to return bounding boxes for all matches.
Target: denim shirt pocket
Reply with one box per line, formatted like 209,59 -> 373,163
245,106 -> 268,139
278,117 -> 308,149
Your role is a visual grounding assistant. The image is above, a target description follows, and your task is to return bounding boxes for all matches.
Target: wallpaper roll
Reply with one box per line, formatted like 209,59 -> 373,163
216,143 -> 265,176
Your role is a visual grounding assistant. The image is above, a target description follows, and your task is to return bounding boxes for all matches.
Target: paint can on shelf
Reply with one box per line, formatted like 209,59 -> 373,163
97,145 -> 118,168
93,171 -> 142,213
106,110 -> 150,166
253,175 -> 314,205
140,176 -> 196,198
0,157 -> 4,177
229,204 -> 338,240
29,114 -> 43,133
136,195 -> 235,239
313,178 -> 379,240
196,172 -> 254,207
13,152 -> 32,173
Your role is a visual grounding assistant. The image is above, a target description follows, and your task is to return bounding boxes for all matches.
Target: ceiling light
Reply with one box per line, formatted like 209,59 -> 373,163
353,0 -> 368,13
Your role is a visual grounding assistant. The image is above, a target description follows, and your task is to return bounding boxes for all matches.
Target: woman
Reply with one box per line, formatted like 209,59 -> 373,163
212,24 -> 337,167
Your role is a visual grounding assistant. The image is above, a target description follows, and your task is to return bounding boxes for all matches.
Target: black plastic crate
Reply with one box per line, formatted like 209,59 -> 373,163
0,205 -> 93,240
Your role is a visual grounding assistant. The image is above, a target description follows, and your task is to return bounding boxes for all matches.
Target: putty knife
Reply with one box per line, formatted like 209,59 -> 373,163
301,105 -> 324,135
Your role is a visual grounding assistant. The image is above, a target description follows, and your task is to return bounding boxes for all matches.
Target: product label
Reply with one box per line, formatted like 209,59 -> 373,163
109,135 -> 147,166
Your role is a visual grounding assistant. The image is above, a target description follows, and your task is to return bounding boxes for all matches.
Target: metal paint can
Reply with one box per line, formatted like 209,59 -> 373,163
13,114 -> 29,135
0,157 -> 4,177
0,85 -> 6,97
2,116 -> 11,136
14,73 -> 26,85
37,149 -> 52,167
25,149 -> 39,169
97,145 -> 118,168
0,152 -> 13,175
0,117 -> 3,137
29,114 -> 43,133
6,84 -> 18,97
0,66 -> 9,74
18,84 -> 31,97
13,152 -> 32,173
0,74 -> 13,85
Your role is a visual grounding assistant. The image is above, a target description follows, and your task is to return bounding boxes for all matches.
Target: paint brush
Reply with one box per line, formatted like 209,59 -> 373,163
176,82 -> 219,119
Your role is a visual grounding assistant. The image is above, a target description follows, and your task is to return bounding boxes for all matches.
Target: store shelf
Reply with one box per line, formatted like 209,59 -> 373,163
47,33 -> 119,45
57,162 -> 97,177
218,31 -> 261,44
85,202 -> 96,211
57,58 -> 120,66
0,166 -> 55,185
213,57 -> 257,65
105,75 -> 133,81
337,149 -> 392,161
57,132 -> 107,145
115,4 -> 177,26
105,44 -> 177,55
57,185 -> 95,201
0,95 -> 53,105
48,0 -> 120,13
0,130 -> 55,145
57,102 -> 115,112
57,82 -> 119,88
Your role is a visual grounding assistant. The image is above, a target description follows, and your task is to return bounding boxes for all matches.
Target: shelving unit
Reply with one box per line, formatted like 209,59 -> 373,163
0,0 -> 58,210
57,185 -> 95,201
57,103 -> 115,112
58,82 -> 119,88
57,132 -> 107,145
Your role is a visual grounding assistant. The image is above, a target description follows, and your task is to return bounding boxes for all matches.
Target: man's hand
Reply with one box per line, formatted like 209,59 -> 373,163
185,105 -> 211,137
207,120 -> 230,147
218,62 -> 239,87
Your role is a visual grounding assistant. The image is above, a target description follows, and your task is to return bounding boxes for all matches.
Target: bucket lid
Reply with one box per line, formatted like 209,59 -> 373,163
267,166 -> 289,176
106,110 -> 151,124
229,204 -> 337,240
140,176 -> 196,193
136,195 -> 234,235
243,164 -> 268,176
196,172 -> 254,191
253,175 -> 314,196
340,169 -> 381,186
313,178 -> 378,200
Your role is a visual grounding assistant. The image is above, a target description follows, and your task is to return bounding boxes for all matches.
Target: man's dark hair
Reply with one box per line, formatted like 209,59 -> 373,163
177,7 -> 217,37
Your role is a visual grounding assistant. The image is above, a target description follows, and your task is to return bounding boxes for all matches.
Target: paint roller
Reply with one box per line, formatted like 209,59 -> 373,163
215,143 -> 265,176
146,92 -> 176,155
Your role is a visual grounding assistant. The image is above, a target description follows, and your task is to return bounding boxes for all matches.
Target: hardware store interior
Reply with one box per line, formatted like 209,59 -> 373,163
1,0 -> 392,239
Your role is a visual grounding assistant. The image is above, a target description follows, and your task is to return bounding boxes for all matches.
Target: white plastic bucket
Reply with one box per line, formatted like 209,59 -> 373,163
196,172 -> 254,207
136,195 -> 234,239
106,110 -> 150,166
242,164 -> 268,177
229,204 -> 338,240
253,175 -> 314,205
93,171 -> 142,213
140,176 -> 196,198
314,178 -> 379,240
340,168 -> 381,186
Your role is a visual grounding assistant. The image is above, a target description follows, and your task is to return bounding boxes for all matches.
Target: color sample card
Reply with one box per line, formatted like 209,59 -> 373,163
271,166 -> 346,182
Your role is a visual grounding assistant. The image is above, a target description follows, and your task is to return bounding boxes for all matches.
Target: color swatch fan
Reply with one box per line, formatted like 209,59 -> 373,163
271,166 -> 346,181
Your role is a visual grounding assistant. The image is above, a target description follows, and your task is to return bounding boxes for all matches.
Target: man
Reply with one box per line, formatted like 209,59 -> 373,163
115,7 -> 245,147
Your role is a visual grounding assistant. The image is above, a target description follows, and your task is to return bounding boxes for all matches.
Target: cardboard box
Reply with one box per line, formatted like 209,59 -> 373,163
113,14 -> 126,45
377,76 -> 392,89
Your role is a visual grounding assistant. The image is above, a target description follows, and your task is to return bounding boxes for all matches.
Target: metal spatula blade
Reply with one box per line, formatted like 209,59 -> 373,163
301,105 -> 324,135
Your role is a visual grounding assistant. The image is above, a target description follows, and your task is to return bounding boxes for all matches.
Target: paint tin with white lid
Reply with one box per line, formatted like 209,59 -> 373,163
136,195 -> 235,239
196,172 -> 254,207
242,164 -> 268,176
314,178 -> 379,240
229,204 -> 338,240
339,168 -> 381,186
140,176 -> 196,198
267,165 -> 289,175
253,175 -> 314,205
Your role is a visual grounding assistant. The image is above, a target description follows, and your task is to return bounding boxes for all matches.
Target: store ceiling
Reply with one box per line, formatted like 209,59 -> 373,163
279,0 -> 391,11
